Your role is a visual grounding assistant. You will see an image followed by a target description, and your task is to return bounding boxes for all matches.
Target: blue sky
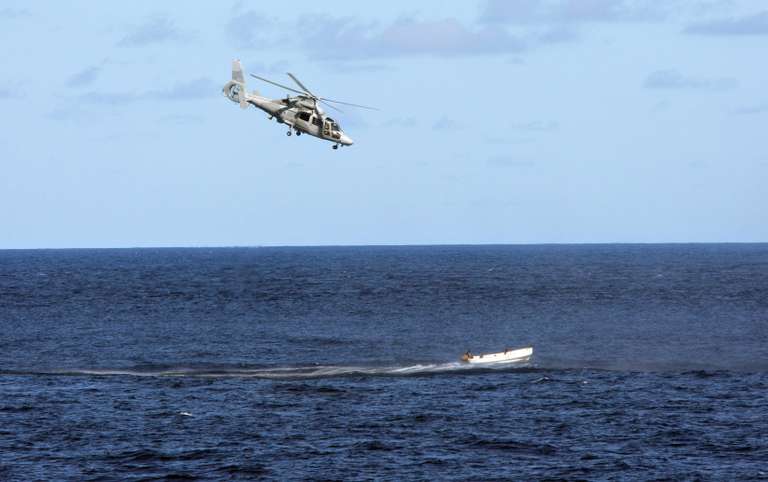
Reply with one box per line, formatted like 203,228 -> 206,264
1,0 -> 766,248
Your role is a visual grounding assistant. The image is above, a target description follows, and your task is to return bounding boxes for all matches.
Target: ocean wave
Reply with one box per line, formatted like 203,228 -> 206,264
0,360 -> 537,380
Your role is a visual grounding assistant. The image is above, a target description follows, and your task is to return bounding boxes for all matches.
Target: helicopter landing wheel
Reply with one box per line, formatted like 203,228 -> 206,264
296,131 -> 301,136
332,144 -> 339,150
286,130 -> 292,136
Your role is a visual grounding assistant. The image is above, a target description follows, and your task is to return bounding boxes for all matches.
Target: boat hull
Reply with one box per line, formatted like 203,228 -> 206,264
461,346 -> 533,364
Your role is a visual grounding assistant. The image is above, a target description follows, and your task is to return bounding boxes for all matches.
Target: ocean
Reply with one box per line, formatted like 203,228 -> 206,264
1,244 -> 766,480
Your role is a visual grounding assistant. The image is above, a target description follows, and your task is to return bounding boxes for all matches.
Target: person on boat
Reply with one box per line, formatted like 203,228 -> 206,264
462,350 -> 473,361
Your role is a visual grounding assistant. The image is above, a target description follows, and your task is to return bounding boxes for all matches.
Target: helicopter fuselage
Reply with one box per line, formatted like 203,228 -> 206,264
223,81 -> 354,147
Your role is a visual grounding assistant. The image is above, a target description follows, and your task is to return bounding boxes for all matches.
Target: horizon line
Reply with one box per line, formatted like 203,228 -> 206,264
1,241 -> 767,251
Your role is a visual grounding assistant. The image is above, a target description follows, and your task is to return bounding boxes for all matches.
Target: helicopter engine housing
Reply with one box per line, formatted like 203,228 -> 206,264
296,98 -> 315,110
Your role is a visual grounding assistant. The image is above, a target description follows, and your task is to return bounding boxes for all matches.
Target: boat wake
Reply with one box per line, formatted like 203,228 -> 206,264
2,360 -> 536,380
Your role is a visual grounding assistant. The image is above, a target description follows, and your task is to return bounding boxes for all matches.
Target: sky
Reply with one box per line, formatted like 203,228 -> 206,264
0,0 -> 766,248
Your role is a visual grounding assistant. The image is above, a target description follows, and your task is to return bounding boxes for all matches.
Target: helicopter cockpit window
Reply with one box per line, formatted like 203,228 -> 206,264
298,111 -> 311,122
326,117 -> 341,131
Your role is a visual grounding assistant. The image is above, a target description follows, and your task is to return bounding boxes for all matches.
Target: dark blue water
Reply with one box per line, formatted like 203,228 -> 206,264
1,244 -> 767,480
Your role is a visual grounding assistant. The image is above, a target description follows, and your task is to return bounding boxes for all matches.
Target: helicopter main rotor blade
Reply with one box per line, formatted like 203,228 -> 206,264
286,73 -> 316,98
254,72 -> 379,112
249,74 -> 305,95
319,99 -> 344,114
319,97 -> 379,111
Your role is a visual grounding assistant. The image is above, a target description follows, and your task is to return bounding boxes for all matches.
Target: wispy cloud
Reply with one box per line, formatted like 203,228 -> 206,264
487,157 -> 536,168
117,16 -> 185,47
0,8 -> 31,19
78,92 -> 138,106
228,8 -> 609,61
227,11 -> 275,48
480,0 -> 672,25
643,69 -> 737,91
243,60 -> 291,76
432,116 -> 462,131
66,64 -> 104,88
321,62 -> 393,73
685,11 -> 768,36
733,102 -> 768,115
382,117 -> 418,128
296,15 -> 525,59
536,26 -> 580,44
226,4 -> 682,61
150,78 -> 219,101
160,114 -> 205,125
78,78 -> 218,105
509,120 -> 560,132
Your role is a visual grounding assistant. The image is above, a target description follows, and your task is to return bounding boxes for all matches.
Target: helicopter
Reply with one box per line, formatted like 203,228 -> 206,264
222,60 -> 377,149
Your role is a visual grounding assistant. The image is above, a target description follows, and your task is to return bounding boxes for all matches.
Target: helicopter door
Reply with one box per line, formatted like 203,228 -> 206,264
323,119 -> 331,137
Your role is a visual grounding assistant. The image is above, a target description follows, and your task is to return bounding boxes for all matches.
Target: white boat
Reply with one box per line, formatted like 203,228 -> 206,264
460,346 -> 533,364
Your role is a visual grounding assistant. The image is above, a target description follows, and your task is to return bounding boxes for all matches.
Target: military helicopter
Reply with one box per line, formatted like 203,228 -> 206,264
222,60 -> 377,149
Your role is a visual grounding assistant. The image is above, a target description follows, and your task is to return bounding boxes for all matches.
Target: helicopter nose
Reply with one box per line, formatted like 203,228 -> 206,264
340,134 -> 354,146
